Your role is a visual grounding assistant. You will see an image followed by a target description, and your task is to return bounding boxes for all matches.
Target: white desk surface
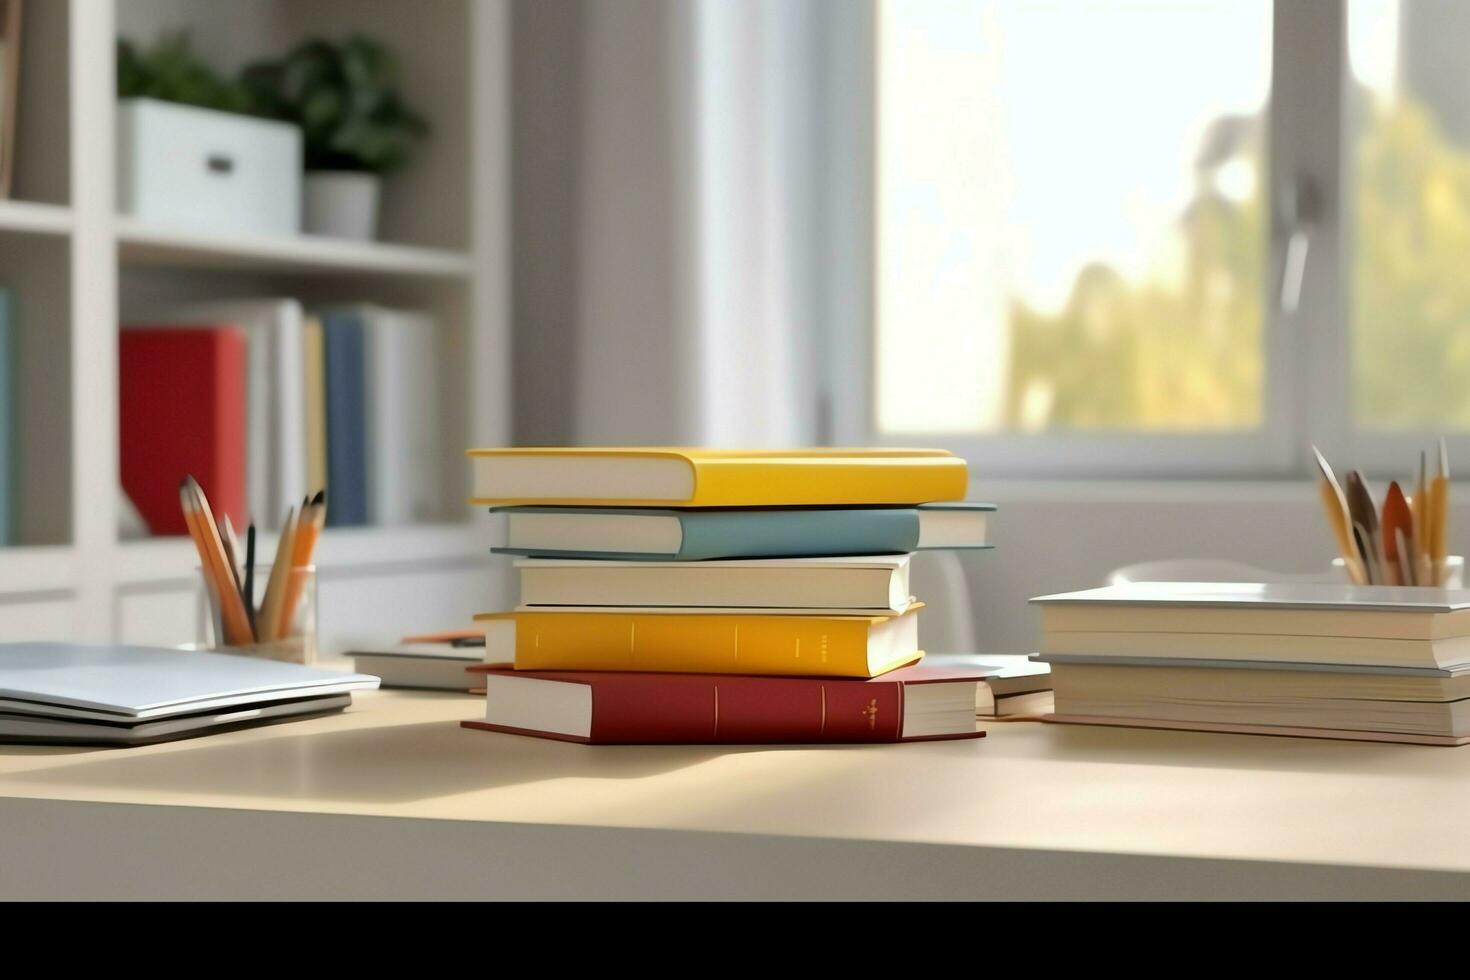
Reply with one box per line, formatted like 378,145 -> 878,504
5,685 -> 1470,899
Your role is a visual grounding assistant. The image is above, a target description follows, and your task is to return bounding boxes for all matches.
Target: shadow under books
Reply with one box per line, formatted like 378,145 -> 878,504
10,718 -> 899,805
982,720 -> 1450,778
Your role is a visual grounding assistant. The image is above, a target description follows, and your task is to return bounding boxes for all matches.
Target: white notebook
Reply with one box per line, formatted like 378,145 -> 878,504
0,643 -> 379,720
0,693 -> 352,746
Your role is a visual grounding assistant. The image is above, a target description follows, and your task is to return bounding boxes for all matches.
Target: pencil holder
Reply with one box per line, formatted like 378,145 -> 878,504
1332,555 -> 1464,588
200,564 -> 318,664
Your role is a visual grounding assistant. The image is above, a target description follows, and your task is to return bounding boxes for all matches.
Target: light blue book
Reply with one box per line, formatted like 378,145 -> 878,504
0,288 -> 11,546
491,502 -> 995,561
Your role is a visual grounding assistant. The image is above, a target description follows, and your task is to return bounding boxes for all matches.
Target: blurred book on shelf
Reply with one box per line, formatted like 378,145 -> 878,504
119,325 -> 248,535
125,299 -> 307,527
0,0 -> 22,200
119,298 -> 443,537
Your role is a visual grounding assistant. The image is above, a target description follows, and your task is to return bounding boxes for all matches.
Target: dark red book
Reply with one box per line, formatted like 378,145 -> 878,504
462,663 -> 987,744
120,326 -> 247,536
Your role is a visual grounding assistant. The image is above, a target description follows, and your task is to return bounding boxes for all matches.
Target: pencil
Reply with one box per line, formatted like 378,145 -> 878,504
181,479 -> 253,645
1345,471 -> 1383,584
179,483 -> 220,609
220,514 -> 244,597
1312,446 -> 1364,585
1432,438 -> 1451,585
1382,481 -> 1412,586
258,505 -> 299,643
1352,522 -> 1376,587
1413,450 -> 1430,586
188,479 -> 254,644
278,491 -> 326,640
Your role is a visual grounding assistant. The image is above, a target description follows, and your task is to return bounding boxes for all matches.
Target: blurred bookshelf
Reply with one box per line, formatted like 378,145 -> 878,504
0,200 -> 73,236
116,221 -> 474,280
0,0 -> 511,649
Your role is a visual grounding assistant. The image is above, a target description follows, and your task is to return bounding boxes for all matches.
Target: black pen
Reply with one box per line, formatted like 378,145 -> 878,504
243,523 -> 257,640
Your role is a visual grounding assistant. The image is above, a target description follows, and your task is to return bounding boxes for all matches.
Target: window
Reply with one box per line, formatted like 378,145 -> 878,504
1349,0 -> 1470,430
856,0 -> 1470,477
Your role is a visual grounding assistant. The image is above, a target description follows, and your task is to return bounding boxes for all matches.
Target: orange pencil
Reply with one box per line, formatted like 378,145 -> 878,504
220,514 -> 245,596
187,479 -> 254,644
276,491 -> 325,640
276,490 -> 324,643
181,480 -> 253,645
179,486 -> 220,609
258,505 -> 300,643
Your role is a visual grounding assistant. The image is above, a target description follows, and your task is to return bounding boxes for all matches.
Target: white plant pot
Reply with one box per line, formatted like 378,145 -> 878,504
303,171 -> 381,240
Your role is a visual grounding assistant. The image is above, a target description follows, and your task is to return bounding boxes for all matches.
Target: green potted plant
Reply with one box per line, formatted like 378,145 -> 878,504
241,36 -> 428,241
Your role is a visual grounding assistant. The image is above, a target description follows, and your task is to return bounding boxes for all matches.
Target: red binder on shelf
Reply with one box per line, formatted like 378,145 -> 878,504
120,326 -> 247,536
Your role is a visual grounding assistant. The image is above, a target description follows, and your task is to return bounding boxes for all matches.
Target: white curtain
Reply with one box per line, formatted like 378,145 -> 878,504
674,0 -> 824,447
522,0 -> 861,447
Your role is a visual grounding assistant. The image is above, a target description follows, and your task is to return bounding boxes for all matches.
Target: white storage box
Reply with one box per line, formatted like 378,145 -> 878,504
117,98 -> 302,237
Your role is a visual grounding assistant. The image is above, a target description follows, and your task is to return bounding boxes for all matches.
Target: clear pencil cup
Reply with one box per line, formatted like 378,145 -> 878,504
201,564 -> 318,665
1332,555 -> 1464,588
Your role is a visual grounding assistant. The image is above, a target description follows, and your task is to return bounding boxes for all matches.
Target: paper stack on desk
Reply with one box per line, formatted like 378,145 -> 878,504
1034,582 -> 1470,745
0,643 -> 378,746
463,448 -> 993,744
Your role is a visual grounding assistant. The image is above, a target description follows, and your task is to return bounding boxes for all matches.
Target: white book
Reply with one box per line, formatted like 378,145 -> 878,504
1033,581 -> 1470,613
123,298 -> 308,526
515,555 -> 913,612
351,643 -> 483,691
334,304 -> 440,525
1034,582 -> 1470,670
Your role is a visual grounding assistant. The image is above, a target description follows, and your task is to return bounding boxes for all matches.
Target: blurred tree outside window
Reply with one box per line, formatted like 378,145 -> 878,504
876,0 -> 1470,447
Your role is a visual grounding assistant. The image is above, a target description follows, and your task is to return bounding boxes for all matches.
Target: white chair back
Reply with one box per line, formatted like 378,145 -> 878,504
910,550 -> 977,654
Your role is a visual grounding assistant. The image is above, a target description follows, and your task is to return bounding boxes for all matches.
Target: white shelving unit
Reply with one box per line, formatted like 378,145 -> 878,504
116,220 -> 476,279
0,0 -> 512,652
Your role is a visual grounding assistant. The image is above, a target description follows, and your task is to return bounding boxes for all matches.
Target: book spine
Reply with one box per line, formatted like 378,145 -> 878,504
676,508 -> 920,560
592,674 -> 909,743
688,457 -> 968,507
510,611 -> 880,676
518,563 -> 905,611
119,328 -> 248,535
302,317 -> 328,496
322,311 -> 368,526
271,302 -> 307,517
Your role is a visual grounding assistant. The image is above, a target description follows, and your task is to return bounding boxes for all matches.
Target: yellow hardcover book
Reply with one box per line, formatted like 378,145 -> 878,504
302,315 -> 327,494
477,604 -> 925,678
466,447 -> 967,507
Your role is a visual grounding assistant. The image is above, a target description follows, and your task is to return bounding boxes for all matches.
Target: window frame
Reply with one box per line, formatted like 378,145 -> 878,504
836,0 -> 1470,480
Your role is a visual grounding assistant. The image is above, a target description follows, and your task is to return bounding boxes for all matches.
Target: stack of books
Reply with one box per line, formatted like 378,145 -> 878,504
461,448 -> 994,745
1035,582 -> 1470,745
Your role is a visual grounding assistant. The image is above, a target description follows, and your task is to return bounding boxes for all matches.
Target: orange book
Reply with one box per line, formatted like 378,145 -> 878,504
477,605 -> 923,678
